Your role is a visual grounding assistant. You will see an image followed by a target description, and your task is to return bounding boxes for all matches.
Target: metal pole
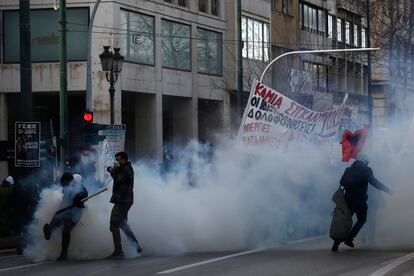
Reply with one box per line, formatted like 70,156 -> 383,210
86,0 -> 102,112
59,0 -> 68,171
109,72 -> 115,124
237,0 -> 243,118
366,0 -> 373,127
260,48 -> 381,83
19,0 -> 32,121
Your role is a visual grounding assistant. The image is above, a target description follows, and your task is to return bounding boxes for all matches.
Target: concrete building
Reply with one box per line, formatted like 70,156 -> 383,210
370,0 -> 414,127
271,0 -> 370,133
221,0 -> 272,130
0,0 -> 234,179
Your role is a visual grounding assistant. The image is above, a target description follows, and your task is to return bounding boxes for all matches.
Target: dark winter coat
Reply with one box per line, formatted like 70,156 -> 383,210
340,160 -> 390,204
108,162 -> 134,205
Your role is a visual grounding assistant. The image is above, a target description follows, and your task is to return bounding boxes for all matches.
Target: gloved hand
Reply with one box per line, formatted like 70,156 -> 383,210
73,195 -> 85,208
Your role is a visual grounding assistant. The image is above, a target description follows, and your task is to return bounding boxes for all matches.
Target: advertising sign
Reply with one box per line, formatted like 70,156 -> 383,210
15,122 -> 41,167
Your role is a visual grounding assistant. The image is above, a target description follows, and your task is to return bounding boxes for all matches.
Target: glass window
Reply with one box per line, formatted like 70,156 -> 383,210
161,20 -> 191,71
247,18 -> 254,58
241,16 -> 269,61
263,23 -> 270,61
197,28 -> 222,75
120,10 -> 155,65
241,17 -> 247,58
361,27 -> 366,47
302,3 -> 326,35
312,8 -> 317,32
318,10 -> 325,34
304,5 -> 309,30
3,8 -> 88,63
211,0 -> 219,16
345,21 -> 351,44
254,20 -> 261,60
283,0 -> 290,15
199,0 -> 207,13
271,0 -> 277,11
328,15 -> 333,39
304,61 -> 328,92
337,18 -> 343,42
354,24 -> 359,46
178,0 -> 187,7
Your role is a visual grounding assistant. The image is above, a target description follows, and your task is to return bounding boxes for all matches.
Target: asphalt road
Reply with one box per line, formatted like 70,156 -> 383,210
0,238 -> 413,276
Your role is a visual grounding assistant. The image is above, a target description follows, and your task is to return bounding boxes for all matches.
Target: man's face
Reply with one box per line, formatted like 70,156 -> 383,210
116,156 -> 126,166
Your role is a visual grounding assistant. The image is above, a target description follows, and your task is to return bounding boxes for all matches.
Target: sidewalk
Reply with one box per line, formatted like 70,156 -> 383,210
0,237 -> 18,254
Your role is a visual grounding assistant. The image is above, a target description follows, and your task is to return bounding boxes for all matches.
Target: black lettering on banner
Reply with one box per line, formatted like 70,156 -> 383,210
300,123 -> 306,132
251,96 -> 260,108
260,112 -> 267,121
255,110 -> 262,120
248,108 -> 254,118
260,99 -> 269,111
268,114 -> 273,122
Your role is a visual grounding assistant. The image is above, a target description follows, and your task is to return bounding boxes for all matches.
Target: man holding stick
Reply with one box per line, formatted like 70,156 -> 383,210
106,151 -> 143,259
43,173 -> 88,261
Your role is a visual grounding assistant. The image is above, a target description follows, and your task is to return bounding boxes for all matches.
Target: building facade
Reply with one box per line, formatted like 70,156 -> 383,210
0,0 -> 391,180
370,0 -> 414,127
0,0 -> 232,178
271,0 -> 370,133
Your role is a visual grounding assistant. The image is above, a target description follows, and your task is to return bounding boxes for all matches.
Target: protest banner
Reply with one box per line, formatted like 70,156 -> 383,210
239,80 -> 347,148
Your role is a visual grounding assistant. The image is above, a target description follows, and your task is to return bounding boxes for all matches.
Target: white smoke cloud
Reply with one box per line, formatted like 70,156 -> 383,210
24,137 -> 344,262
23,120 -> 414,261
360,121 -> 414,247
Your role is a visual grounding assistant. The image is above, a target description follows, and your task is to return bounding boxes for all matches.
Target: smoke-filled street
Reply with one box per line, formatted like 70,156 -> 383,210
1,238 -> 414,276
2,0 -> 414,275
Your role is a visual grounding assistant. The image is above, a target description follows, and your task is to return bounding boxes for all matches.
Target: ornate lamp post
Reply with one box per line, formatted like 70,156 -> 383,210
99,46 -> 124,124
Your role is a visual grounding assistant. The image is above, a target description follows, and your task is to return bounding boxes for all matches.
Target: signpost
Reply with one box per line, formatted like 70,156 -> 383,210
15,122 -> 41,167
101,124 -> 126,156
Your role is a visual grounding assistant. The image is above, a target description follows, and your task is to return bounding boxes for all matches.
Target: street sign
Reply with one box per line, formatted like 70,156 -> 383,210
101,124 -> 126,156
15,122 -> 41,167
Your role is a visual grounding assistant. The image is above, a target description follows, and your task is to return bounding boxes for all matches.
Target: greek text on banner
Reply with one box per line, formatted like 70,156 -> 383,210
239,80 -> 347,147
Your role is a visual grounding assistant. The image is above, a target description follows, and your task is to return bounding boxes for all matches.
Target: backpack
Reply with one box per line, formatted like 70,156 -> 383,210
329,187 -> 353,241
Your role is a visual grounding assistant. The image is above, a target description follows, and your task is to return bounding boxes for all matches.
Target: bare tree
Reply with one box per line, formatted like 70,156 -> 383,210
370,0 -> 414,119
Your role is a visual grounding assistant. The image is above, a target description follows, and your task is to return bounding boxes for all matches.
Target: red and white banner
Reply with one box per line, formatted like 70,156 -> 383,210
239,80 -> 348,148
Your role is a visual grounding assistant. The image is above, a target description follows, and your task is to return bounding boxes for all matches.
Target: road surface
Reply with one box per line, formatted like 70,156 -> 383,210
0,238 -> 413,275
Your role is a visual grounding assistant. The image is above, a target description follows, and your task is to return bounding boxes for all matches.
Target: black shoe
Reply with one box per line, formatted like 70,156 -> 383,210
106,251 -> 124,259
344,240 -> 355,248
331,243 -> 339,252
43,223 -> 51,240
56,253 -> 68,261
137,246 -> 143,254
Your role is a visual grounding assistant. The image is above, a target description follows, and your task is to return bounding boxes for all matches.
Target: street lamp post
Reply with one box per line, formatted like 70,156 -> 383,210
99,46 -> 124,124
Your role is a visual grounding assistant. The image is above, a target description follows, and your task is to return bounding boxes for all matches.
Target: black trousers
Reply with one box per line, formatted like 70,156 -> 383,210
348,202 -> 368,240
110,203 -> 141,252
49,216 -> 77,255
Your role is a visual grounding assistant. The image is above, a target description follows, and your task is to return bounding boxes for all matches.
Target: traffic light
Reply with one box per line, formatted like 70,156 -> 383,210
83,123 -> 106,148
83,110 -> 93,122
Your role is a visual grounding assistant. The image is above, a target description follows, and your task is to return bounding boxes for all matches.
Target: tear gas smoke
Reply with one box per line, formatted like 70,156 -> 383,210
23,121 -> 414,262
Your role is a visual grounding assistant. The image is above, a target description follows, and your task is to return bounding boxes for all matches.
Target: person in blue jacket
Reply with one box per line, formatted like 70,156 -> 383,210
43,172 -> 88,261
